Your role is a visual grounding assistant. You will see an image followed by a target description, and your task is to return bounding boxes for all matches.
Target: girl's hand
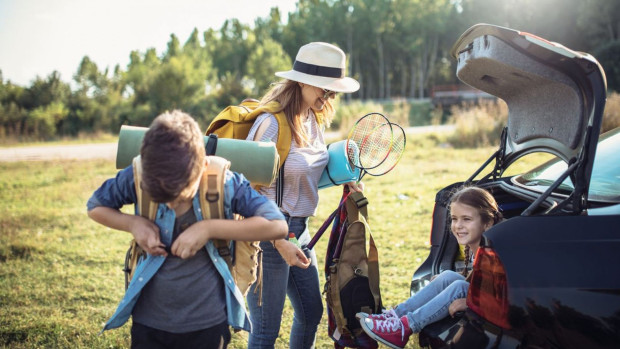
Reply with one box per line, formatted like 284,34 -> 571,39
345,181 -> 364,192
131,216 -> 167,257
449,298 -> 468,317
275,240 -> 311,268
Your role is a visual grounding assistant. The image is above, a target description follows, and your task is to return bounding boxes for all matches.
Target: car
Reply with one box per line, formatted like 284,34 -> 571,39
410,24 -> 619,349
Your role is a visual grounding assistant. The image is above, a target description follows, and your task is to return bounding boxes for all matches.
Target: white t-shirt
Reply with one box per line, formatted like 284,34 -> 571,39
247,112 -> 328,217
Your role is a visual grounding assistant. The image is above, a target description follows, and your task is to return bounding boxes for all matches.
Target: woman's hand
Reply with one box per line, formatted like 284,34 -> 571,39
345,180 -> 364,192
449,298 -> 468,317
274,240 -> 311,269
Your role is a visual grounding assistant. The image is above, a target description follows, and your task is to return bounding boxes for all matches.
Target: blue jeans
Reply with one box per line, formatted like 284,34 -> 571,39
394,270 -> 468,333
247,215 -> 323,349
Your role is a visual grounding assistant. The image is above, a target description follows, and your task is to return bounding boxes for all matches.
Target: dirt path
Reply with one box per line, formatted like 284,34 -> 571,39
0,143 -> 117,162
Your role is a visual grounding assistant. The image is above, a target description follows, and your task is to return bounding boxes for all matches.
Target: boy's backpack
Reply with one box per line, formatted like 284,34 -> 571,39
124,155 -> 262,298
309,189 -> 382,348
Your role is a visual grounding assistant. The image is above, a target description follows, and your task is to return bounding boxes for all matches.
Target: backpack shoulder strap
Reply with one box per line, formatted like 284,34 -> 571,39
198,156 -> 234,268
132,156 -> 158,220
198,155 -> 230,220
345,191 -> 381,310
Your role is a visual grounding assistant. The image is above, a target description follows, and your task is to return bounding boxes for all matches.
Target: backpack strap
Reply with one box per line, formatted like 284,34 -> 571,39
198,156 -> 232,267
132,156 -> 158,220
345,192 -> 381,314
125,156 -> 157,289
199,156 -> 264,304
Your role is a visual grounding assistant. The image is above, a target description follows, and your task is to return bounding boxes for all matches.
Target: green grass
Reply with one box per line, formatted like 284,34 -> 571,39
0,133 -> 546,348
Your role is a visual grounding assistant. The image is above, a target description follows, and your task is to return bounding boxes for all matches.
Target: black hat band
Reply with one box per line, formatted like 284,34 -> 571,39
293,61 -> 343,78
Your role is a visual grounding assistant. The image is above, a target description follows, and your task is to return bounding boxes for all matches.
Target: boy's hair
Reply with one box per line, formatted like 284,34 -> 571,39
140,110 -> 206,203
450,186 -> 502,226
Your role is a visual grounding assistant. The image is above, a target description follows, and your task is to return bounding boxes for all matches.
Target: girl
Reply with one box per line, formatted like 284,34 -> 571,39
358,186 -> 502,349
245,42 -> 362,348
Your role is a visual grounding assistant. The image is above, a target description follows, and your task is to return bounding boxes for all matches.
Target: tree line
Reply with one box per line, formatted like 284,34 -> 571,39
1,0 -> 618,140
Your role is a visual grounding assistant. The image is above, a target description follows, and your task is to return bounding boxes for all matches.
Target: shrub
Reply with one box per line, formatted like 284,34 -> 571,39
447,99 -> 508,148
333,100 -> 384,137
602,92 -> 620,133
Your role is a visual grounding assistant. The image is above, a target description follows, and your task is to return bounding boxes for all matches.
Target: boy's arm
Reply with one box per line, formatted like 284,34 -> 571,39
172,216 -> 286,259
86,166 -> 167,256
88,207 -> 167,256
172,216 -> 286,260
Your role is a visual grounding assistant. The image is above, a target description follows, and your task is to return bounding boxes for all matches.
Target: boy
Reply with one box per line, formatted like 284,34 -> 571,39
87,110 -> 287,348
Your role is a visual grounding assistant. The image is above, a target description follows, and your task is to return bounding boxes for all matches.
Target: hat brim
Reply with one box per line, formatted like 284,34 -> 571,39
275,70 -> 360,93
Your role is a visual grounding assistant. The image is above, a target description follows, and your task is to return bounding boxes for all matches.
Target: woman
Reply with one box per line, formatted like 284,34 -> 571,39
357,186 -> 502,349
245,42 -> 361,348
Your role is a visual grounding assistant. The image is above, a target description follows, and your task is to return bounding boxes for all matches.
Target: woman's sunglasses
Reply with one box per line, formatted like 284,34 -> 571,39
322,89 -> 338,99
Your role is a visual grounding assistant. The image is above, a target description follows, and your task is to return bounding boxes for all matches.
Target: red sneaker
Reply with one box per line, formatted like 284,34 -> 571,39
359,315 -> 412,349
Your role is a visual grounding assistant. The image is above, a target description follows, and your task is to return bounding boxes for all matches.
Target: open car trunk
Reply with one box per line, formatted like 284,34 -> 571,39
411,22 -> 607,297
452,23 -> 607,215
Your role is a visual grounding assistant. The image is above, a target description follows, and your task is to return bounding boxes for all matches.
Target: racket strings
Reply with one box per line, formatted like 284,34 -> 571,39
365,123 -> 406,176
359,124 -> 392,169
347,113 -> 393,170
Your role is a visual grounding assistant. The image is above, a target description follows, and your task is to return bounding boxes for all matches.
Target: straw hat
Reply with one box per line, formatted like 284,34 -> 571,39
275,42 -> 360,93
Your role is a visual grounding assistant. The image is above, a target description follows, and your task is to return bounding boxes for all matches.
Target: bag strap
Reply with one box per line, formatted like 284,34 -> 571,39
132,156 -> 158,220
198,156 -> 232,268
344,192 -> 381,312
307,190 -> 352,249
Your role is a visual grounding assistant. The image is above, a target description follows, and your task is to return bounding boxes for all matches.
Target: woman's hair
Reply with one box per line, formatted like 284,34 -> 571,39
449,186 -> 502,276
140,110 -> 205,203
259,79 -> 335,146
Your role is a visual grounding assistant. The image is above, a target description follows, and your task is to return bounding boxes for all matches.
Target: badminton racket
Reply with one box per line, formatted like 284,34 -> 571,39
346,113 -> 394,181
363,122 -> 406,177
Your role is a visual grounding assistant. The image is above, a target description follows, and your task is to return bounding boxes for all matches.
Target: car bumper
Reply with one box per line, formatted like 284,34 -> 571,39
418,310 -> 521,349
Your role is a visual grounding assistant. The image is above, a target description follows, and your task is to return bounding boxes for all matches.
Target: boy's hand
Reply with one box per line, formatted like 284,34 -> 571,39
131,216 -> 167,257
275,240 -> 311,269
171,222 -> 210,259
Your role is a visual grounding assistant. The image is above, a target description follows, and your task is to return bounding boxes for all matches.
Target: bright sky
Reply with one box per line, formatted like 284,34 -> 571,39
0,0 -> 298,86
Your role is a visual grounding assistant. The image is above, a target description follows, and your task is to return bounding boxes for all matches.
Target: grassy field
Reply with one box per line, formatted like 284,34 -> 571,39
0,133 -> 545,348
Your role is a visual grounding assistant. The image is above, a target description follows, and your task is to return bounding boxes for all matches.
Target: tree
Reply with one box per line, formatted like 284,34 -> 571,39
593,41 -> 620,93
246,38 -> 291,96
27,101 -> 69,139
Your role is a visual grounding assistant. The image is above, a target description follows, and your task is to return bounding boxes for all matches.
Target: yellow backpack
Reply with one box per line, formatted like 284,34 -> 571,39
125,155 -> 262,298
206,99 -> 291,169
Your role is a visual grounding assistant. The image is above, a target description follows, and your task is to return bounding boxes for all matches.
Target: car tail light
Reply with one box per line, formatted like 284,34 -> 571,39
467,246 -> 511,329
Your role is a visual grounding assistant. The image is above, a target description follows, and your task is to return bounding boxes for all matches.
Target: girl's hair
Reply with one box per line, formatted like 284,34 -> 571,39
449,186 -> 502,276
259,79 -> 335,146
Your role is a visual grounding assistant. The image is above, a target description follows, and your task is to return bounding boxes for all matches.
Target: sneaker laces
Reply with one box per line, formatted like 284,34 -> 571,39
374,316 -> 407,340
381,308 -> 398,320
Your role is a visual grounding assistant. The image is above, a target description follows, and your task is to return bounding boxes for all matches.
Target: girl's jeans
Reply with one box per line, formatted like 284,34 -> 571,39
394,270 -> 468,333
247,215 -> 323,349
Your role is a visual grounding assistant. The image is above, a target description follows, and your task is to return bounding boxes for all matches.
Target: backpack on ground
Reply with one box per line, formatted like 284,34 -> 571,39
124,155 -> 262,298
309,189 -> 383,348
